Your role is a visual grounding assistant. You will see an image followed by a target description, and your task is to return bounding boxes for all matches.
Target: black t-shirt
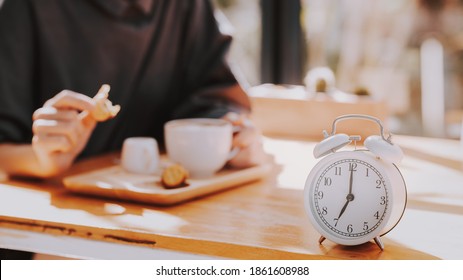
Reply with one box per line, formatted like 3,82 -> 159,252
0,0 -> 250,158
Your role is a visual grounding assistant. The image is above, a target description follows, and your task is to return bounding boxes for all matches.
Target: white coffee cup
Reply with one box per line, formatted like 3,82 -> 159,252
164,118 -> 237,178
121,137 -> 160,174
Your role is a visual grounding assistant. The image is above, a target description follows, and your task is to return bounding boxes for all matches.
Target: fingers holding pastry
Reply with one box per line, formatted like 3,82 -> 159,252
33,107 -> 79,122
29,86 -> 121,177
32,118 -> 83,147
44,89 -> 95,112
44,85 -> 120,122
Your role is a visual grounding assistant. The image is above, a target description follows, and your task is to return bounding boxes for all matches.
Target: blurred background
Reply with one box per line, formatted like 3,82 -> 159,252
212,0 -> 463,140
1,0 -> 461,139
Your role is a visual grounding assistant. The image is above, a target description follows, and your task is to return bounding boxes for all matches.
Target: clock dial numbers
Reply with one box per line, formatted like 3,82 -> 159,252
380,196 -> 386,205
348,162 -> 357,172
347,224 -> 353,233
313,159 -> 389,238
363,222 -> 369,231
324,177 -> 332,186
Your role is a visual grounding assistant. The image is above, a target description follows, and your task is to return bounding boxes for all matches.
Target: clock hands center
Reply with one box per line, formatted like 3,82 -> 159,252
336,168 -> 355,222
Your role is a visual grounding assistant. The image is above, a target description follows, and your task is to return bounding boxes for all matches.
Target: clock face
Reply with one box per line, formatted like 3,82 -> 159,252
304,151 -> 393,246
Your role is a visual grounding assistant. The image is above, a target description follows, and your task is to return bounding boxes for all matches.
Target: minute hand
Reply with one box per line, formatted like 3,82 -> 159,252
336,168 -> 355,221
348,167 -> 353,195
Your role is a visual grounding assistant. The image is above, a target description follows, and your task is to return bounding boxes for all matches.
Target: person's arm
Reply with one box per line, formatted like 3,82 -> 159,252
171,0 -> 251,119
0,143 -> 75,179
0,91 -> 98,178
172,0 -> 265,167
0,0 -> 41,176
0,1 -> 100,178
0,144 -> 51,178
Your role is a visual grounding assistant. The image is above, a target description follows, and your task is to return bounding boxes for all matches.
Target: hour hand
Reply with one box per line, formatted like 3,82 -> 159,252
337,199 -> 350,221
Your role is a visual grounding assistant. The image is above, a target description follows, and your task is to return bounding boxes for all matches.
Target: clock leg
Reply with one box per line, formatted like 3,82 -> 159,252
318,236 -> 326,244
373,236 -> 384,250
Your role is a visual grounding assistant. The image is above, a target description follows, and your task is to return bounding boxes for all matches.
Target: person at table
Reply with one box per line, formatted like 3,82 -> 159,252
0,0 -> 265,178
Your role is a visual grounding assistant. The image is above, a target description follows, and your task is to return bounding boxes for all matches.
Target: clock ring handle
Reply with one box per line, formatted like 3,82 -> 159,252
324,114 -> 393,145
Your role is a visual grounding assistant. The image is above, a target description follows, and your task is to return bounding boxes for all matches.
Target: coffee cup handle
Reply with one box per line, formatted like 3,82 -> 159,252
226,124 -> 242,161
227,146 -> 240,161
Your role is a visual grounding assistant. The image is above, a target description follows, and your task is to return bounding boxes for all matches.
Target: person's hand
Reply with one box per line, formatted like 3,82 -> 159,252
222,112 -> 267,168
31,90 -> 97,176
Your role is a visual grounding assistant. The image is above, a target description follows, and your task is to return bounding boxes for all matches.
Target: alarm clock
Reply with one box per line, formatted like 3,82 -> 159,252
303,114 -> 407,250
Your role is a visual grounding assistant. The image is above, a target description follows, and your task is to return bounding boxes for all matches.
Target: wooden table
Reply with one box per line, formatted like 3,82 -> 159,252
1,136 -> 462,260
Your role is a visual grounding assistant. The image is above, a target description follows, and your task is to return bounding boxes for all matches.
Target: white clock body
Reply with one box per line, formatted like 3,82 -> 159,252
304,150 -> 406,246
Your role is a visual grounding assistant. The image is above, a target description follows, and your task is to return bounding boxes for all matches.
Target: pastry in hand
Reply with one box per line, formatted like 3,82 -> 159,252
91,84 -> 121,121
161,164 -> 189,189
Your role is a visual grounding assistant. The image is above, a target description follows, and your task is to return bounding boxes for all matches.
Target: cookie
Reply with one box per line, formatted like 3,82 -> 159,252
161,164 -> 189,189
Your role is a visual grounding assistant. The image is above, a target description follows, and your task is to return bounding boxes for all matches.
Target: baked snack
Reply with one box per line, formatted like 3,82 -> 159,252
91,84 -> 121,121
161,164 -> 189,189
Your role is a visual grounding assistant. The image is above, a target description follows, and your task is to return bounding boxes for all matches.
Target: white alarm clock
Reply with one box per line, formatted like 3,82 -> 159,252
303,114 -> 407,250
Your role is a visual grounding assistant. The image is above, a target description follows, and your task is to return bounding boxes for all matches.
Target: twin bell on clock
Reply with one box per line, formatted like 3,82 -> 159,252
303,114 -> 407,250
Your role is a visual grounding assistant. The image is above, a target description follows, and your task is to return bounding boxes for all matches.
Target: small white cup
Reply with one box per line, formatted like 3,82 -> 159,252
121,137 -> 160,174
164,118 -> 237,178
